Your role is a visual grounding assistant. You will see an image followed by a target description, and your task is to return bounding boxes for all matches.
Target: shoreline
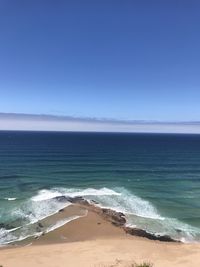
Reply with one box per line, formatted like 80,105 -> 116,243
1,196 -> 179,248
1,198 -> 200,266
10,196 -> 179,246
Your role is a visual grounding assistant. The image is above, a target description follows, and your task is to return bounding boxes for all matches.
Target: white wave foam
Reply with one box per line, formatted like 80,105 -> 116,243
23,200 -> 71,224
7,226 -> 21,232
4,198 -> 16,201
10,193 -> 71,228
0,212 -> 87,245
0,229 -> 41,245
31,187 -> 162,220
72,187 -> 163,220
31,187 -> 120,202
31,190 -> 63,202
64,187 -> 121,197
159,217 -> 200,242
0,228 -> 16,245
9,187 -> 119,229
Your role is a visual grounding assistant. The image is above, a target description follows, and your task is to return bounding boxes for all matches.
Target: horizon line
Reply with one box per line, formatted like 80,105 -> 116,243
1,112 -> 200,134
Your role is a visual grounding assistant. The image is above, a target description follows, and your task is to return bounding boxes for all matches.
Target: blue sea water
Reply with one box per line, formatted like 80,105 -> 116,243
1,131 -> 200,244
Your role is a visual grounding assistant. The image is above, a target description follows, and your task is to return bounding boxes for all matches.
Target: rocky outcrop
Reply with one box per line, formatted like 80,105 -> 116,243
55,195 -> 178,243
124,227 -> 177,242
101,209 -> 126,226
55,196 -> 90,205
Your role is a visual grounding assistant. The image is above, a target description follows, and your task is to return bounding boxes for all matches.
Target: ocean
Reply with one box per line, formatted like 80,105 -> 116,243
0,131 -> 200,245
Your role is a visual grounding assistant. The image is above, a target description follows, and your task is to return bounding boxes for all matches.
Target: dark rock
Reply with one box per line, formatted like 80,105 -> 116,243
124,227 -> 177,242
38,222 -> 44,228
101,209 -> 126,226
91,200 -> 99,205
55,196 -> 71,202
70,196 -> 89,205
59,208 -> 65,212
55,195 -> 89,205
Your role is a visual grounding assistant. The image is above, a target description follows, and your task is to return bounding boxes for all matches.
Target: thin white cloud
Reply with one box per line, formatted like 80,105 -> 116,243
0,113 -> 200,134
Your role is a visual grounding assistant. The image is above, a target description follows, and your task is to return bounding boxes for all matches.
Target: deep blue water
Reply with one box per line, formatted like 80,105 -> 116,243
1,131 -> 200,244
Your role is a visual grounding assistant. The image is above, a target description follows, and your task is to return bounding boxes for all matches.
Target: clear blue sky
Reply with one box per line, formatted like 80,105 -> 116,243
0,1 -> 200,121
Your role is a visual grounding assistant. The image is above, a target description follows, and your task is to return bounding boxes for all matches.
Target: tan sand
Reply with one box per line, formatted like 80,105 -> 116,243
0,205 -> 200,267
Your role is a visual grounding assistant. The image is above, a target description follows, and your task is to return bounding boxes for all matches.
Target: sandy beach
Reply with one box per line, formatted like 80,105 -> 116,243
1,204 -> 200,267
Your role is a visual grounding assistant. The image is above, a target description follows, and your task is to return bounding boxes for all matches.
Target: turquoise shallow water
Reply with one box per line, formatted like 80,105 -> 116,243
1,131 -> 200,244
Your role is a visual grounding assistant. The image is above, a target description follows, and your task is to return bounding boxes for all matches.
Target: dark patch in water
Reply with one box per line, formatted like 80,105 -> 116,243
0,223 -> 16,230
0,174 -> 20,180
